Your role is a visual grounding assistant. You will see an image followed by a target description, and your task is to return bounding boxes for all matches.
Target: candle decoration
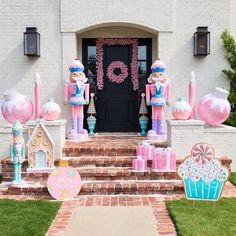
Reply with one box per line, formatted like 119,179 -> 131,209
35,72 -> 42,119
189,71 -> 196,119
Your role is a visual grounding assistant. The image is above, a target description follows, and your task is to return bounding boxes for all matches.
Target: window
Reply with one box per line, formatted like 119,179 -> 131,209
82,39 -> 97,93
137,39 -> 152,93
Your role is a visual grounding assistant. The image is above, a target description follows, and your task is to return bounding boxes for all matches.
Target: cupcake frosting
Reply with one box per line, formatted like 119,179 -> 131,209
178,156 -> 229,182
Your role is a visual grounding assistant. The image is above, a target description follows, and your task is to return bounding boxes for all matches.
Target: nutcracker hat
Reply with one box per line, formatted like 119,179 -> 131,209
151,58 -> 167,73
69,58 -> 84,73
12,120 -> 23,135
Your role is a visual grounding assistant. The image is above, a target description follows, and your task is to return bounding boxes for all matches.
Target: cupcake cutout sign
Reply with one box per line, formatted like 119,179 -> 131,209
178,143 -> 229,201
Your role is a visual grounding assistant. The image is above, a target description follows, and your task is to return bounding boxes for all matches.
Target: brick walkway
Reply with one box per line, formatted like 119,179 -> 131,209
0,182 -> 235,236
45,196 -> 180,236
45,182 -> 236,236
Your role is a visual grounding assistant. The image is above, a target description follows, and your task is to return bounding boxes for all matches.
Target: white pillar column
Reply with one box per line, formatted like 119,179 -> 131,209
158,31 -> 174,120
62,32 -> 77,77
61,32 -> 77,134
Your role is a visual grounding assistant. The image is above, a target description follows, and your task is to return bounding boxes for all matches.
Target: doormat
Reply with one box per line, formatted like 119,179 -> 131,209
64,206 -> 157,236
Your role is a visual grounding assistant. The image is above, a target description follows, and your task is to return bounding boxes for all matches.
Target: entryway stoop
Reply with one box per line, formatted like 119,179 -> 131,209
1,135 -> 232,197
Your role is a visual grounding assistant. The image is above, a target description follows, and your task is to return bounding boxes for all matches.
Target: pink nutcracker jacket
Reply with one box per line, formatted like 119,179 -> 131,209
146,83 -> 171,106
64,82 -> 89,105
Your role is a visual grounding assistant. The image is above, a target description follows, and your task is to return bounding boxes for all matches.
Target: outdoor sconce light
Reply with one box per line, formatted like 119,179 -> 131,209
24,27 -> 40,56
194,26 -> 210,56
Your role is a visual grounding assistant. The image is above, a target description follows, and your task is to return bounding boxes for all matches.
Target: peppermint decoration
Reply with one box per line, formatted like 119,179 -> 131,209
107,61 -> 128,84
191,143 -> 214,164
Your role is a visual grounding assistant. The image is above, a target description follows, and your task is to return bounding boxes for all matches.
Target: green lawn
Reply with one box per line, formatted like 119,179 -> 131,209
230,172 -> 236,186
0,199 -> 61,236
166,198 -> 236,236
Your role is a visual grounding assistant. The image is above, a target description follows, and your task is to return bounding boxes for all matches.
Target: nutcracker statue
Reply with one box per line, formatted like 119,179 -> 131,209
10,120 -> 25,184
64,59 -> 90,141
146,59 -> 171,139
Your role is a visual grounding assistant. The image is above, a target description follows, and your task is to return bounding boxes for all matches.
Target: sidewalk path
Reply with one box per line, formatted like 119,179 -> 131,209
46,196 -> 179,236
65,206 -> 158,236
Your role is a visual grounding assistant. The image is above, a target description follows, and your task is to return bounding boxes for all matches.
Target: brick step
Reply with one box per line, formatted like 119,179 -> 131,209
78,167 -> 178,181
2,156 -> 231,182
2,167 -> 178,182
63,146 -> 137,157
63,141 -> 168,157
80,180 -> 184,195
7,182 -> 49,196
1,156 -> 135,182
6,180 -> 184,196
62,156 -> 135,167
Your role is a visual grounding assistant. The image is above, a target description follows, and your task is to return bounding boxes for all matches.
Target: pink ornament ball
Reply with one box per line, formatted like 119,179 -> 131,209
198,87 -> 231,126
42,98 -> 61,121
43,112 -> 60,121
172,98 -> 192,120
172,110 -> 191,120
1,89 -> 34,124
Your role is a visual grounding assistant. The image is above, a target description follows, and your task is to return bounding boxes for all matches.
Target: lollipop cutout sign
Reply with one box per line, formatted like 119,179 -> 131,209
47,161 -> 82,200
191,143 -> 214,164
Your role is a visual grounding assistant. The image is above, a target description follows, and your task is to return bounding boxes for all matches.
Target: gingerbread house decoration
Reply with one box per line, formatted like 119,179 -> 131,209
27,120 -> 55,172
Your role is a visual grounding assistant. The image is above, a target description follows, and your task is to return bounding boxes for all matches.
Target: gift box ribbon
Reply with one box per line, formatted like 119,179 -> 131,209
165,147 -> 172,170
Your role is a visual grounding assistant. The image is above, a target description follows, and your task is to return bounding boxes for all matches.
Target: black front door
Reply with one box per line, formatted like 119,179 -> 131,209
97,45 -> 138,132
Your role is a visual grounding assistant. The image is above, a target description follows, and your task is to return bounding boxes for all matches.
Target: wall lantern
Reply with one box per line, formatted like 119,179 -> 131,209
194,27 -> 210,56
24,27 -> 40,56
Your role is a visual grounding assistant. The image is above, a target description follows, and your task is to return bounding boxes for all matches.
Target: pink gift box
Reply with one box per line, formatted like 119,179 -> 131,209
136,145 -> 144,156
136,142 -> 155,160
132,156 -> 147,172
152,148 -> 176,171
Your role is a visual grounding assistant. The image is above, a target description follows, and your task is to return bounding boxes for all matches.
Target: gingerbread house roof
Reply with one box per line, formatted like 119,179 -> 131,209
27,120 -> 55,147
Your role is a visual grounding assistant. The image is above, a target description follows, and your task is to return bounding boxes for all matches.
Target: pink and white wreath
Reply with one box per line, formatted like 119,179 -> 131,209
107,61 -> 128,84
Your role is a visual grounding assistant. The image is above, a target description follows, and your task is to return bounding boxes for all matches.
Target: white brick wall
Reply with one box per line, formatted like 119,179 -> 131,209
60,0 -> 174,33
167,120 -> 236,171
0,0 -> 63,126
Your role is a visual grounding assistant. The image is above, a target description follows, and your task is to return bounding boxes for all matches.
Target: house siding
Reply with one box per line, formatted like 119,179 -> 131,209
0,0 -> 236,127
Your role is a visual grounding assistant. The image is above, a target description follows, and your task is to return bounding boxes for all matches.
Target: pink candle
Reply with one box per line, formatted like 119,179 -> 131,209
35,72 -> 42,119
189,71 -> 196,119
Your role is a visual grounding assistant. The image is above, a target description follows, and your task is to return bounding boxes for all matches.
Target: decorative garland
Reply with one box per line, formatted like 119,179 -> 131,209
96,38 -> 139,91
107,61 -> 128,84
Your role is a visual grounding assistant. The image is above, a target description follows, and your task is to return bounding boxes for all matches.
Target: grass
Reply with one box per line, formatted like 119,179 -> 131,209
230,172 -> 236,186
0,199 -> 61,236
166,198 -> 236,236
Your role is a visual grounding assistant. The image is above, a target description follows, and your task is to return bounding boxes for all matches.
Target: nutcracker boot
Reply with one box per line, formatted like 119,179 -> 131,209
157,119 -> 165,135
77,118 -> 88,134
71,118 -> 77,134
152,119 -> 158,133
